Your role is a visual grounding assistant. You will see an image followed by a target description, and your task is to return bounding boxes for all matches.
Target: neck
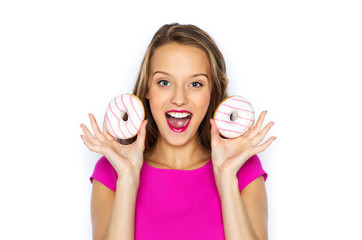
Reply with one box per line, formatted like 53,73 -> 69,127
145,135 -> 210,170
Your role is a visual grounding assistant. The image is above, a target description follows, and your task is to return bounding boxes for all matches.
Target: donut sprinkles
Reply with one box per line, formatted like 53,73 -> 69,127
105,93 -> 145,139
213,95 -> 255,138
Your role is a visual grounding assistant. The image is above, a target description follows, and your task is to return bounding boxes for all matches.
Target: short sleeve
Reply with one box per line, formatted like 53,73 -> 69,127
236,154 -> 267,192
90,156 -> 118,192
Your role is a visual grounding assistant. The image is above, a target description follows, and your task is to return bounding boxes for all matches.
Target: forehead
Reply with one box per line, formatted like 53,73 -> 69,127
150,43 -> 210,75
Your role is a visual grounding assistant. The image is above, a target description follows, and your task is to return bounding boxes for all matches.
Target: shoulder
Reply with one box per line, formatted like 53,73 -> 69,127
90,156 -> 118,192
236,155 -> 268,192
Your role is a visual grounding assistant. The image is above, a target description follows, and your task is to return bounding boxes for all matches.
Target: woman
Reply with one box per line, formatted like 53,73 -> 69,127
80,23 -> 276,240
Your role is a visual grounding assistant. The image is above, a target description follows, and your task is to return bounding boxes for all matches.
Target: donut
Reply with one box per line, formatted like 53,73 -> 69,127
213,95 -> 255,138
105,93 -> 145,139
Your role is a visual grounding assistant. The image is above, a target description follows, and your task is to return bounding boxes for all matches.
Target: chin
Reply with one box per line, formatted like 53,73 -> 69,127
164,136 -> 190,147
160,131 -> 197,147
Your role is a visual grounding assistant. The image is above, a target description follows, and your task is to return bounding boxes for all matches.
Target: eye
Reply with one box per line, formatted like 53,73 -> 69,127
158,80 -> 171,87
189,82 -> 203,88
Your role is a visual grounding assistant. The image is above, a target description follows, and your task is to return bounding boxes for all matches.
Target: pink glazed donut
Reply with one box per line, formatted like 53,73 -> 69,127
213,95 -> 255,138
105,93 -> 145,139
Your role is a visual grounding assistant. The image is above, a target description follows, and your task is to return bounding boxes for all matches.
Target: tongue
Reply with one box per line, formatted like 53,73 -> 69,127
168,116 -> 188,129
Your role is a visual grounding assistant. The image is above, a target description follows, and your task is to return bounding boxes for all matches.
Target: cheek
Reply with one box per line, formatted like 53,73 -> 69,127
194,91 -> 211,114
148,91 -> 166,116
147,87 -> 158,105
148,97 -> 159,114
202,97 -> 211,114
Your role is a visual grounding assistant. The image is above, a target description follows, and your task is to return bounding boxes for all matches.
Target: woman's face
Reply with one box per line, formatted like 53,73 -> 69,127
146,43 -> 212,147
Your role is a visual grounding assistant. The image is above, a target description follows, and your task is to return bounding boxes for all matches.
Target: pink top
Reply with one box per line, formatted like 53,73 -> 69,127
90,155 -> 267,240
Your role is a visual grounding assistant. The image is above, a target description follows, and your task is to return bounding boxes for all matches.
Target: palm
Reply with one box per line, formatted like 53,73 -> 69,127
80,114 -> 147,175
210,111 -> 276,177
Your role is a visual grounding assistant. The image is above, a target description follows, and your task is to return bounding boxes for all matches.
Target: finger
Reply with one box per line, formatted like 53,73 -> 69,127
80,134 -> 96,152
210,118 -> 221,147
80,123 -> 97,143
255,136 -> 276,154
247,111 -> 267,138
103,115 -> 115,141
252,121 -> 275,145
135,120 -> 148,150
241,121 -> 255,138
89,113 -> 105,140
254,110 -> 267,132
260,121 -> 275,139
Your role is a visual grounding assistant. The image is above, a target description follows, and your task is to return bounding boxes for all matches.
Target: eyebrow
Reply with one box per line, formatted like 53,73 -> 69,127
152,71 -> 209,80
152,71 -> 170,76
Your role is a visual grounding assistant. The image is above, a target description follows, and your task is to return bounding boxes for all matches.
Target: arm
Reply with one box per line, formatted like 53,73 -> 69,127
91,180 -> 115,240
91,176 -> 139,240
216,175 -> 267,240
81,114 -> 148,240
105,174 -> 140,240
210,111 -> 275,240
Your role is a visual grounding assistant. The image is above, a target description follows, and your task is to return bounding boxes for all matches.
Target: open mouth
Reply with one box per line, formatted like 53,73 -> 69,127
165,111 -> 192,132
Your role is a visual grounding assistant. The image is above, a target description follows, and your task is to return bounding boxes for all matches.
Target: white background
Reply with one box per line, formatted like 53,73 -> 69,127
1,0 -> 361,239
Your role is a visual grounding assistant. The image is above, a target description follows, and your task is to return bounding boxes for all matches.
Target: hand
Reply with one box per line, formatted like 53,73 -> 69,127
210,111 -> 276,179
80,113 -> 148,176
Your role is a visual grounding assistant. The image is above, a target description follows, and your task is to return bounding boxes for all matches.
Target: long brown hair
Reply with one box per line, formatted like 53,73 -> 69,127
132,23 -> 228,151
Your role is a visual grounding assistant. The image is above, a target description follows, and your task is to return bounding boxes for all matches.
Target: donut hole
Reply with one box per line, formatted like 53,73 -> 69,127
230,112 -> 238,121
121,112 -> 128,121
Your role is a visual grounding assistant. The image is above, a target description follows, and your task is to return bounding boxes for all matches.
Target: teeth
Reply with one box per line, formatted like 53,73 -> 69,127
167,112 -> 191,118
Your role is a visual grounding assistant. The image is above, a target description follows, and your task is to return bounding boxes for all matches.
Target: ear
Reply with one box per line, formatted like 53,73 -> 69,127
145,91 -> 149,99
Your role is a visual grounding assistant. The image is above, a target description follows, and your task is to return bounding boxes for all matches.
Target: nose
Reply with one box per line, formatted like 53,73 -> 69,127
170,86 -> 188,106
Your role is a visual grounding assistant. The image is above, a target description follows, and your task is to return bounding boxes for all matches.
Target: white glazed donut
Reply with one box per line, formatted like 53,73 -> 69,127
213,95 -> 255,138
105,93 -> 145,139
